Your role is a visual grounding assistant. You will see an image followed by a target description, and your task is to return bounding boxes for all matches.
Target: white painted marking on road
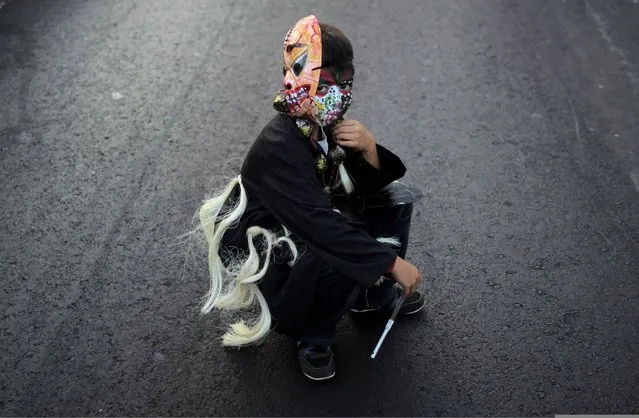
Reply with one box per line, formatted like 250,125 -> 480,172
193,52 -> 202,57
111,92 -> 124,100
585,0 -> 639,92
631,171 -> 639,193
566,96 -> 587,164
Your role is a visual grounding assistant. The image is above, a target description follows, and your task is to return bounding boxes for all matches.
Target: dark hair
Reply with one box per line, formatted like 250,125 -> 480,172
320,23 -> 354,73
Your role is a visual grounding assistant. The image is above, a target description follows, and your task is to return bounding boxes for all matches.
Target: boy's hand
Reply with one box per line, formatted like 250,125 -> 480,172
390,256 -> 422,298
333,120 -> 376,154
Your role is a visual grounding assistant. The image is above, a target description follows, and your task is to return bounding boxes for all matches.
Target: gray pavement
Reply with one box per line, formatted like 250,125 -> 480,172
1,0 -> 638,416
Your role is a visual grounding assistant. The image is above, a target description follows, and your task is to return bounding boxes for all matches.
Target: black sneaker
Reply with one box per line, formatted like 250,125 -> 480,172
351,283 -> 424,316
296,341 -> 336,381
394,290 -> 425,315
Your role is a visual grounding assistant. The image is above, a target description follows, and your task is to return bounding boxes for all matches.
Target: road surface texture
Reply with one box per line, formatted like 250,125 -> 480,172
1,0 -> 638,416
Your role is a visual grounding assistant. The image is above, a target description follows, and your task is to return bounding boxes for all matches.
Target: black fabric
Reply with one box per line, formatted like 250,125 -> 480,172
259,202 -> 414,341
221,113 -> 411,339
298,203 -> 414,343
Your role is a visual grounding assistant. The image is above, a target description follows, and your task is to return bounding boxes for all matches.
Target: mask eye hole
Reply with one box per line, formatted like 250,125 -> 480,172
292,52 -> 307,76
339,81 -> 353,92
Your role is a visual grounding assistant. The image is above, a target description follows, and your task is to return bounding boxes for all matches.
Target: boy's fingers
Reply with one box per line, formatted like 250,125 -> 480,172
335,122 -> 358,131
334,131 -> 352,139
336,130 -> 355,137
337,139 -> 357,147
337,136 -> 357,145
334,125 -> 352,133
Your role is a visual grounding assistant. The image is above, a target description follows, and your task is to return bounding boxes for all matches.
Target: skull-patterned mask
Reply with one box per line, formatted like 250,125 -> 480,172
274,15 -> 323,121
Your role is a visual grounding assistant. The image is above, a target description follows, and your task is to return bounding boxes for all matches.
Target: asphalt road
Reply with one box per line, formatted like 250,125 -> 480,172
1,0 -> 638,416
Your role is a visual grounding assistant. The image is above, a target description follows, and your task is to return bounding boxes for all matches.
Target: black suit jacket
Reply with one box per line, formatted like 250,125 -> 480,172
223,113 -> 407,288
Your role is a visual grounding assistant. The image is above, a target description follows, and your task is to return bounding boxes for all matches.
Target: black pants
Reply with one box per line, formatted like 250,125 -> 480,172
292,201 -> 414,346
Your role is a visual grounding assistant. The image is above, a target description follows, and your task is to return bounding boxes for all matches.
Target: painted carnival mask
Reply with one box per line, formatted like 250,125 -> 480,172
312,68 -> 353,126
273,15 -> 355,131
279,15 -> 323,119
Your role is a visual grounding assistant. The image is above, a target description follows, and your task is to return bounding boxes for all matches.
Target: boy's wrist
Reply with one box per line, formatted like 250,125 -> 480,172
388,257 -> 398,273
362,142 -> 377,156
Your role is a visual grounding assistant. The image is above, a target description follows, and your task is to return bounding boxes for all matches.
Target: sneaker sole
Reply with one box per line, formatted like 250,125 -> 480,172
400,303 -> 424,315
302,370 -> 336,381
351,301 -> 425,315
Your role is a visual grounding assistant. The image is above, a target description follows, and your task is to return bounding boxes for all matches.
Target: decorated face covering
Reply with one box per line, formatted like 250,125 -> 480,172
275,15 -> 323,120
273,15 -> 355,135
313,67 -> 353,126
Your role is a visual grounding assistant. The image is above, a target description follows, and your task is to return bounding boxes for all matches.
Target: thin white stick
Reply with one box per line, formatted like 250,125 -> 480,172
370,319 -> 395,359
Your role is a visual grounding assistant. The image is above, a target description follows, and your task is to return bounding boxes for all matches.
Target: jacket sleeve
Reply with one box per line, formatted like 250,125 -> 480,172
244,138 -> 397,288
343,143 -> 407,195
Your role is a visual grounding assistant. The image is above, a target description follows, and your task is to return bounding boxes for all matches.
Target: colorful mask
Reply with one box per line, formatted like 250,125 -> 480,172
312,68 -> 353,126
277,15 -> 323,120
273,15 -> 355,134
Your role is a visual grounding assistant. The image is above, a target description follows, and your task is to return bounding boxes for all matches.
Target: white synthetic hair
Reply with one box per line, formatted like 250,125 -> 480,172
196,171 -> 399,347
198,174 -> 298,347
375,236 -> 401,247
318,125 -> 355,195
338,162 -> 355,194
